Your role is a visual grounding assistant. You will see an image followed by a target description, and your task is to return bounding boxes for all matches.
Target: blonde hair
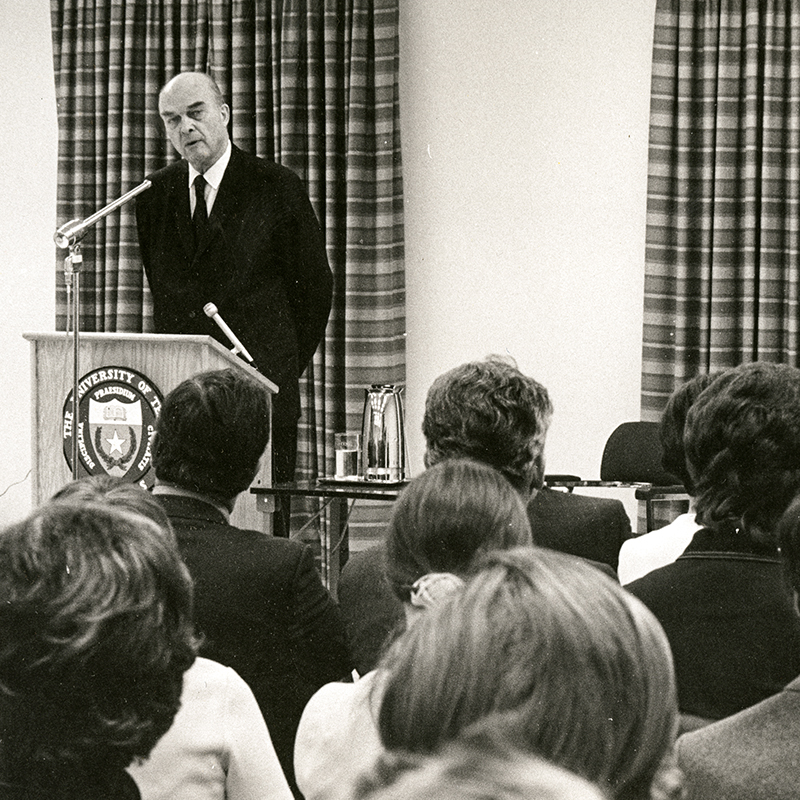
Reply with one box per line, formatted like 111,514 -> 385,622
377,547 -> 678,800
355,734 -> 607,800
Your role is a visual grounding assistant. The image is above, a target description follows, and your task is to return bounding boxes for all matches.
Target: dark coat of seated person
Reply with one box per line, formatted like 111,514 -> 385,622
674,493 -> 800,800
526,486 -> 632,572
626,362 -> 800,725
150,368 -> 352,799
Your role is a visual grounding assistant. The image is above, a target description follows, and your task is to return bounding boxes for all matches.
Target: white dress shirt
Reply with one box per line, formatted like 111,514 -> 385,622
188,140 -> 232,216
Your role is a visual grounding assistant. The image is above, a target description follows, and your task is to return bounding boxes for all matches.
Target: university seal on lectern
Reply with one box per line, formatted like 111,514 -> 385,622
62,366 -> 163,486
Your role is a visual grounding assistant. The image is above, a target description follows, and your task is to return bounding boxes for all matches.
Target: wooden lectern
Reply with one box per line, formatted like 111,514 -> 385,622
24,332 -> 278,532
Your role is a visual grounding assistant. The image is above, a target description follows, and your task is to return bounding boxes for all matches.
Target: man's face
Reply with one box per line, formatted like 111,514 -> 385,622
159,74 -> 230,173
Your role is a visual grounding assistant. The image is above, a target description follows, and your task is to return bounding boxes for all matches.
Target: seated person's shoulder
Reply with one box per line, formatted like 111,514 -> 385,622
340,545 -> 385,584
227,526 -> 322,577
531,487 -> 628,516
526,488 -> 632,572
676,687 -> 800,798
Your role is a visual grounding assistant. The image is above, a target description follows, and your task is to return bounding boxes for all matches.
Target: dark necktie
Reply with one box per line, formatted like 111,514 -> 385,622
193,174 -> 209,247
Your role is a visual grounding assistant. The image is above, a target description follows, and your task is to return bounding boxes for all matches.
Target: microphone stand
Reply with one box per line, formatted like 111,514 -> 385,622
62,243 -> 82,479
54,180 -> 152,479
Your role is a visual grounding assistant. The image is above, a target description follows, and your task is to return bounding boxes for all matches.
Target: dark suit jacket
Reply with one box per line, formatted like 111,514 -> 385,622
677,676 -> 800,800
626,526 -> 800,721
338,544 -> 405,676
136,145 -> 333,427
526,487 -> 632,571
156,493 -> 352,797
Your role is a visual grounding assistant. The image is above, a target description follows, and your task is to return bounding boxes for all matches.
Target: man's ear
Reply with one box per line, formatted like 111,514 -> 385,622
527,451 -> 546,493
220,103 -> 231,126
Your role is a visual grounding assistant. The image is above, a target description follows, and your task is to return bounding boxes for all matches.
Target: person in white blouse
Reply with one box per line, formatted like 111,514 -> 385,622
50,476 -> 294,800
294,460 -> 534,800
129,657 -> 293,800
618,373 -> 719,585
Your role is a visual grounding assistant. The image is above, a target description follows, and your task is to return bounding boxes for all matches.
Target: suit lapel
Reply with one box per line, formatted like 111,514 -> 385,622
200,146 -> 255,242
190,146 -> 258,261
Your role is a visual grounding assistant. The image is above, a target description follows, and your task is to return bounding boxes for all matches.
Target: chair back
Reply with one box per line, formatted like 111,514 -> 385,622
599,422 -> 683,486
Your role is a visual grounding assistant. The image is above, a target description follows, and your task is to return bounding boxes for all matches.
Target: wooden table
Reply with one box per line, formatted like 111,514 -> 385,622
251,480 -> 407,596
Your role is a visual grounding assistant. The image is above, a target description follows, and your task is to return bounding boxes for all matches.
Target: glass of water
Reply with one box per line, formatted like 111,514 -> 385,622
334,432 -> 361,479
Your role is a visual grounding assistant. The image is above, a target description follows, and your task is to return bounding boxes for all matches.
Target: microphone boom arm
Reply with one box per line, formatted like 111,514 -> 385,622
54,179 -> 152,249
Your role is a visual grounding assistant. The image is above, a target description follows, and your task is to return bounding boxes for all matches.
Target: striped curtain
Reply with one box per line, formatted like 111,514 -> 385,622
642,0 -> 800,418
50,0 -> 405,487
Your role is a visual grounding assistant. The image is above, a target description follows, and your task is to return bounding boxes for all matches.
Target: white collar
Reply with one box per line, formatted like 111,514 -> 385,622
188,140 -> 232,190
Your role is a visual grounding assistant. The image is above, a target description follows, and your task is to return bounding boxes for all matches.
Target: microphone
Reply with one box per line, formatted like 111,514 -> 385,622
54,179 -> 152,249
203,303 -> 256,366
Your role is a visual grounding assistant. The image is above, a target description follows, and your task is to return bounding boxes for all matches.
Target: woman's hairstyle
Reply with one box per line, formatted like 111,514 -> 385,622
355,732 -> 607,800
685,361 -> 800,532
376,547 -> 678,800
659,373 -> 720,494
52,474 -> 173,533
422,357 -> 553,494
0,501 -> 197,792
384,459 -> 533,603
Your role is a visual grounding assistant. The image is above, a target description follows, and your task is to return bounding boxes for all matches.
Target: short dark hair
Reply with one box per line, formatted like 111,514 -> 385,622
385,459 -> 533,602
0,502 -> 197,792
659,373 -> 720,494
422,357 -> 553,495
152,368 -> 271,500
685,361 -> 800,532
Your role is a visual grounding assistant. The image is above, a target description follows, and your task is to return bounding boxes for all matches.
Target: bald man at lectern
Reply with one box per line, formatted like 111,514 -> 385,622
136,71 -> 333,527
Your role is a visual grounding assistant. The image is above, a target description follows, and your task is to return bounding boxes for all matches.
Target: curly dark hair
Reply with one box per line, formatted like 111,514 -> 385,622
685,361 -> 800,532
0,501 -> 197,793
777,495 -> 800,597
422,357 -> 552,495
659,373 -> 721,494
152,368 -> 271,501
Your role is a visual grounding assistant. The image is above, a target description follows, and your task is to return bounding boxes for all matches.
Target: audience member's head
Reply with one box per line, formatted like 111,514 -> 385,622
52,473 -> 173,532
659,373 -> 720,495
376,547 -> 679,800
384,459 -> 533,606
422,357 -> 553,495
152,367 -> 271,502
0,501 -> 197,796
685,361 -> 800,536
355,733 -> 607,800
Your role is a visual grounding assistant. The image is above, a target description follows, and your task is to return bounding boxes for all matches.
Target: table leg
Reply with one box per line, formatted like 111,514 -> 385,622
326,496 -> 348,600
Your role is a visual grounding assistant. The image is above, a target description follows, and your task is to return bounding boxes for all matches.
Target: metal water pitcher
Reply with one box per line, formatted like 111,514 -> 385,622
361,384 -> 408,481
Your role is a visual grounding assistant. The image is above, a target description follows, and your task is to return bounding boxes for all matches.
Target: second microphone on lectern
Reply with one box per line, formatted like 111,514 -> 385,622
203,302 -> 258,370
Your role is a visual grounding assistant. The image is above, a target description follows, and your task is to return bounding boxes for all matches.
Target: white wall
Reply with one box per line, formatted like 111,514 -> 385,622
401,0 -> 657,478
0,1 -> 656,522
0,4 -> 57,524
